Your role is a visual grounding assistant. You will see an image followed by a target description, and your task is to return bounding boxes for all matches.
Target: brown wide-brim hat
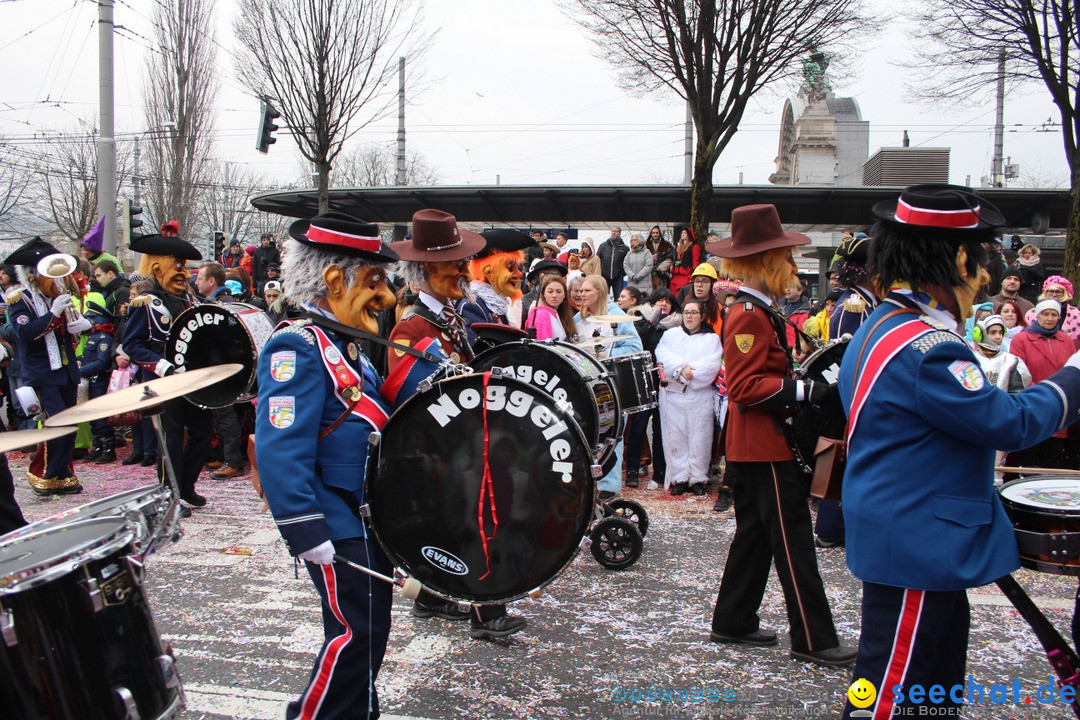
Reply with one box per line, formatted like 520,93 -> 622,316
705,204 -> 811,258
392,209 -> 486,262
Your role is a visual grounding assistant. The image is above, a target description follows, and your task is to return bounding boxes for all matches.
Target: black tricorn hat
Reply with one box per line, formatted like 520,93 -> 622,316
3,237 -> 67,267
477,229 -> 534,258
288,211 -> 398,262
129,233 -> 202,261
83,300 -> 114,320
527,259 -> 568,283
872,184 -> 1005,235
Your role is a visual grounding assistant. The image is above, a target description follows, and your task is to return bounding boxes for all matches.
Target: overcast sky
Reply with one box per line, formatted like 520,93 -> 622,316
0,0 -> 1071,195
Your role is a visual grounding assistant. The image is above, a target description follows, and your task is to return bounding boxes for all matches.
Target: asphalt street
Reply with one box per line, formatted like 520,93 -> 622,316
4,448 -> 1079,720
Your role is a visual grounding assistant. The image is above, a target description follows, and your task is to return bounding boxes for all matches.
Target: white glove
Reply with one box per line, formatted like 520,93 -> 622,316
0,344 -> 8,362
298,540 -> 336,565
1067,350 -> 1080,372
50,293 -> 73,317
66,316 -> 92,335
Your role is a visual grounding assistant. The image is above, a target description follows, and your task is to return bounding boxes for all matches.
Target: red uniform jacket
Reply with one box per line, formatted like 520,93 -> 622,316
387,306 -> 471,372
723,294 -> 802,461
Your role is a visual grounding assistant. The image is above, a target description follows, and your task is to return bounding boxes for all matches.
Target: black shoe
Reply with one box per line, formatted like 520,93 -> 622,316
31,483 -> 84,496
625,474 -> 639,488
470,614 -> 527,639
121,453 -> 144,466
95,449 -> 117,464
178,504 -> 192,518
73,448 -> 91,460
140,455 -> 158,467
713,487 -> 733,512
691,483 -> 706,496
181,491 -> 206,507
670,482 -> 689,496
709,628 -> 778,647
411,600 -> 469,621
597,490 -> 617,501
790,645 -> 858,667
815,536 -> 845,549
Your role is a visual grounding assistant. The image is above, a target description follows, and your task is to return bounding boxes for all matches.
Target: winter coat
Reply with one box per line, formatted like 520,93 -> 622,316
597,237 -> 629,283
1010,327 -> 1073,438
623,246 -> 654,294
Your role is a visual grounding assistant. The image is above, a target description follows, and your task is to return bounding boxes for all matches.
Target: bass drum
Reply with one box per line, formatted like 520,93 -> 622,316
366,373 -> 594,603
470,339 -> 620,465
0,517 -> 184,719
164,302 -> 275,409
791,337 -> 849,467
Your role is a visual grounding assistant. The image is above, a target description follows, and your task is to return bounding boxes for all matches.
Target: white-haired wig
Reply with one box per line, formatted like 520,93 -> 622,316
281,238 -> 387,306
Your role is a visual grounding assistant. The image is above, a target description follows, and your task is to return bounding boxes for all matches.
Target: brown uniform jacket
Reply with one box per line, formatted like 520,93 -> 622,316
722,293 -> 801,462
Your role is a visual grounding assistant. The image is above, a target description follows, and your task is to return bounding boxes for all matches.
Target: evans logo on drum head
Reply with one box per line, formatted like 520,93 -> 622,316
421,546 -> 469,575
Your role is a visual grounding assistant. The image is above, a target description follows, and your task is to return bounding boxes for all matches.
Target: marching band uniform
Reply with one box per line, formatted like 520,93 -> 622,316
3,238 -> 88,494
838,185 -> 1080,719
389,293 -> 473,368
829,284 -> 877,340
256,211 -> 399,719
122,233 -> 211,507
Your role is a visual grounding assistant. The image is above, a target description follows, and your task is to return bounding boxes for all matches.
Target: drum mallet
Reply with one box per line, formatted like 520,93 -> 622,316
333,554 -> 421,599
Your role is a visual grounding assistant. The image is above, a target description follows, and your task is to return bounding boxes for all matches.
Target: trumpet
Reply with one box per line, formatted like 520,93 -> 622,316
35,252 -> 85,324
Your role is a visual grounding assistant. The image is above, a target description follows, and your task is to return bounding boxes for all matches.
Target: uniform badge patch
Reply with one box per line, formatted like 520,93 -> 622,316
392,338 -> 410,358
98,341 -> 109,353
734,334 -> 754,354
347,342 -> 359,361
269,351 -> 296,382
323,345 -> 342,364
947,360 -> 984,391
268,396 -> 295,428
16,315 -> 27,325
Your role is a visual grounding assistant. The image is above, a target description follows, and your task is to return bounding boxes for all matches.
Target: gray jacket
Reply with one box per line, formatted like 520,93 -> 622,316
623,247 -> 654,294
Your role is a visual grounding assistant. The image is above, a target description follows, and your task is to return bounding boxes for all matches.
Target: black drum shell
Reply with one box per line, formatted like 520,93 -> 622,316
1000,476 -> 1080,573
600,351 -> 658,414
366,374 -> 594,603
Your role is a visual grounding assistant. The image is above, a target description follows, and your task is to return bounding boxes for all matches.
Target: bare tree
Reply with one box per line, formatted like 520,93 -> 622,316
234,0 -> 429,213
203,163 -> 276,244
331,144 -> 440,188
906,0 -> 1078,287
0,138 -> 30,240
563,0 -> 868,239
142,0 -> 218,237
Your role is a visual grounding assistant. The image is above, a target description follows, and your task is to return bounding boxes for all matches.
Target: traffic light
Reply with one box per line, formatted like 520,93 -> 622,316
121,199 -> 143,246
213,231 -> 225,259
256,100 -> 281,154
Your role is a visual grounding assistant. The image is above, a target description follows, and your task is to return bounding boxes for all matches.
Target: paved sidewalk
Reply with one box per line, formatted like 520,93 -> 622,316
6,450 -> 1077,719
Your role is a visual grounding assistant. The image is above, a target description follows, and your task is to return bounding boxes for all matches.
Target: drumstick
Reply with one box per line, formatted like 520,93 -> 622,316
996,466 -> 1080,477
332,554 -> 422,599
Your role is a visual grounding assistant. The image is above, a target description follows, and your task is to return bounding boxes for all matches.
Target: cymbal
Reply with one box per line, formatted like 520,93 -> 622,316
573,334 -> 635,348
45,364 -> 244,426
584,314 -> 638,324
0,427 -> 76,454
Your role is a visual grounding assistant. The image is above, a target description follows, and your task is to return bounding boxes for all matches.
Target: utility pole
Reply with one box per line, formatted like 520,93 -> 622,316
97,0 -> 118,254
683,101 -> 693,185
991,49 -> 1006,188
394,56 -> 407,242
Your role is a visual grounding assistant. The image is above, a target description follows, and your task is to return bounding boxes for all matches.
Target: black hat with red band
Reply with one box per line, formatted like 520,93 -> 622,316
288,211 -> 399,262
872,184 -> 1005,236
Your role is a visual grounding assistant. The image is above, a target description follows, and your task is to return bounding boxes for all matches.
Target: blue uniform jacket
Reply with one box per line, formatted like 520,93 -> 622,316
122,287 -> 191,380
829,285 -> 876,340
839,293 -> 1080,591
79,330 -> 115,385
456,294 -> 506,348
7,291 -> 78,387
255,319 -> 391,556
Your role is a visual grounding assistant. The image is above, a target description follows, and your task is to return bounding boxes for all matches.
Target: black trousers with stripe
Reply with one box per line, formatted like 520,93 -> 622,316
842,582 -> 968,720
711,460 -> 839,654
287,537 -> 393,720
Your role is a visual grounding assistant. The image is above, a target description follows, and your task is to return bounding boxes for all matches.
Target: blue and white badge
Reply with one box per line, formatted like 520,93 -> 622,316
15,315 -> 27,325
269,351 -> 296,382
947,360 -> 984,391
268,396 -> 295,429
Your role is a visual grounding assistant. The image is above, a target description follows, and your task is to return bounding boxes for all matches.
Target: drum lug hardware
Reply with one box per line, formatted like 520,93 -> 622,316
1,607 -> 16,647
357,503 -> 372,518
367,431 -> 381,447
115,686 -> 140,719
590,464 -> 602,479
84,574 -> 104,612
556,399 -> 572,415
125,554 -> 146,584
158,653 -> 183,692
488,366 -> 505,378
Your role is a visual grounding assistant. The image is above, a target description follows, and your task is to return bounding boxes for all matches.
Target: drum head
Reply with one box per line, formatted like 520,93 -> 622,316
166,303 -> 272,408
471,340 -> 616,461
367,373 -> 594,603
2,485 -> 168,542
0,517 -> 132,593
1000,476 -> 1080,514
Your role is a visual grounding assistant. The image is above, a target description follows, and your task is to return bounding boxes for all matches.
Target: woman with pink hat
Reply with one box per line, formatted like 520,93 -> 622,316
1023,275 -> 1080,343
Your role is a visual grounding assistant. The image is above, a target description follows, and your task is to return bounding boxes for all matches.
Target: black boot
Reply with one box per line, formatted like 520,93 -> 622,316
95,446 -> 117,464
121,453 -> 144,466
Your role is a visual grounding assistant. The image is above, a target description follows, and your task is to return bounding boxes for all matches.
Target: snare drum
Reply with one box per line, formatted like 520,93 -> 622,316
366,373 -> 594,603
0,484 -> 177,560
0,517 -> 184,719
165,302 -> 275,408
601,351 -> 658,414
791,337 -> 850,467
1000,476 -> 1080,575
471,339 -> 620,464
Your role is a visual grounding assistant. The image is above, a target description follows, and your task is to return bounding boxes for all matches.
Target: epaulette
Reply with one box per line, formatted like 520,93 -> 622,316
919,315 -> 949,330
4,288 -> 21,304
842,295 -> 866,314
271,318 -> 316,346
130,295 -> 152,308
911,330 -> 965,354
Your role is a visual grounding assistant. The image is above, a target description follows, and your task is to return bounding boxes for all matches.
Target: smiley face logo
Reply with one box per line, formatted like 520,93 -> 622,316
848,678 -> 877,709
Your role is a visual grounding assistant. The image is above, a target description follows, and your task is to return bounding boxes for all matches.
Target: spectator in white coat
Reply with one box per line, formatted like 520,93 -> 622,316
654,298 -> 723,496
